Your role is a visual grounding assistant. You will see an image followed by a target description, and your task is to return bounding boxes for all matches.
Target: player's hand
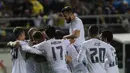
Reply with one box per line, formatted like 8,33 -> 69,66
7,41 -> 20,48
63,36 -> 68,39
69,39 -> 75,44
15,41 -> 20,48
66,56 -> 72,64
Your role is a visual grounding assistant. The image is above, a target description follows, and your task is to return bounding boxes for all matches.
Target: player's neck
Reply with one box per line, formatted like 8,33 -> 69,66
16,37 -> 24,41
71,15 -> 76,21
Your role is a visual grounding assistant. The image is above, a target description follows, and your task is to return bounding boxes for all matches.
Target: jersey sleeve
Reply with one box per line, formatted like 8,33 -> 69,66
77,43 -> 86,63
33,41 -> 47,51
106,45 -> 114,63
63,39 -> 70,49
19,41 -> 43,55
73,20 -> 81,31
73,20 -> 82,31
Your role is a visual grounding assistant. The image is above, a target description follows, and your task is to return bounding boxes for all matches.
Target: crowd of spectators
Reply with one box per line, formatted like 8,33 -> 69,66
0,0 -> 130,43
0,0 -> 130,17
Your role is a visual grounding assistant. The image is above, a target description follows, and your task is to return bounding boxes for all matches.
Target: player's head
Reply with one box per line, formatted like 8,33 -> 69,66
33,31 -> 45,44
61,6 -> 74,23
13,27 -> 26,41
88,25 -> 99,38
55,30 -> 64,39
28,27 -> 38,41
100,30 -> 113,43
45,26 -> 56,39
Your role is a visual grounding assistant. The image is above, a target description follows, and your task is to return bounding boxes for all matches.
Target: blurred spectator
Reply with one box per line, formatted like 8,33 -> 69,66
95,6 -> 107,27
114,0 -> 129,14
122,7 -> 130,32
70,0 -> 89,15
29,0 -> 44,28
0,1 -> 4,11
104,0 -> 117,14
22,0 -> 33,17
30,0 -> 44,16
9,0 -> 34,27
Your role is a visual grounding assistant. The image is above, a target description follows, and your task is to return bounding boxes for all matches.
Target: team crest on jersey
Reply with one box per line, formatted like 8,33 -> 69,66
94,43 -> 101,46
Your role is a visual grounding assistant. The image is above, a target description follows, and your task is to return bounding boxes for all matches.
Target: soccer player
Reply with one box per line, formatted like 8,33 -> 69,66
61,6 -> 85,52
55,30 -> 88,73
9,27 -> 43,73
55,30 -> 64,39
67,44 -> 88,73
77,25 -> 114,73
33,26 -> 71,73
26,27 -> 38,73
32,31 -> 51,73
100,30 -> 119,73
27,27 -> 38,46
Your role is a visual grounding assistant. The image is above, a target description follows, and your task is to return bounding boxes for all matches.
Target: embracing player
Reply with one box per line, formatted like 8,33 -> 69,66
77,25 -> 114,73
100,30 -> 119,73
33,26 -> 71,73
9,27 -> 43,73
55,29 -> 88,73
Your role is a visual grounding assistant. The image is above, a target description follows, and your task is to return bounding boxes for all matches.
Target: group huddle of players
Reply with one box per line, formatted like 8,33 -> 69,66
8,6 -> 119,73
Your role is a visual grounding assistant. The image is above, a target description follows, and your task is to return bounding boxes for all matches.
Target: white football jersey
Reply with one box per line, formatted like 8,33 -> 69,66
33,38 -> 71,73
11,40 -> 42,73
26,40 -> 36,73
26,40 -> 51,73
69,17 -> 85,46
105,44 -> 119,73
67,44 -> 88,73
77,38 -> 114,73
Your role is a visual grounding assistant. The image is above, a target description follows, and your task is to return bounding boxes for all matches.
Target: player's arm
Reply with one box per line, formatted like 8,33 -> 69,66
63,21 -> 81,39
77,43 -> 86,63
32,41 -> 46,51
19,41 -> 43,55
63,30 -> 80,39
106,47 -> 114,63
7,41 -> 20,48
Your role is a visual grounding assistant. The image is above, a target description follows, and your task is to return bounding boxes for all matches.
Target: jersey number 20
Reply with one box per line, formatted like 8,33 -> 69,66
11,48 -> 18,59
52,46 -> 63,61
90,48 -> 106,63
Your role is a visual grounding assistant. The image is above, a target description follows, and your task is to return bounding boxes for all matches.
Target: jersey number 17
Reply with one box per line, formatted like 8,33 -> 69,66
52,46 -> 63,61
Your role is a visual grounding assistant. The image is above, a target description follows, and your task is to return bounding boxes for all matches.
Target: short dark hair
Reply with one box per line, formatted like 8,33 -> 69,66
33,31 -> 44,40
61,6 -> 74,13
55,30 -> 64,39
13,27 -> 24,39
88,25 -> 99,36
101,30 -> 113,42
45,26 -> 56,38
